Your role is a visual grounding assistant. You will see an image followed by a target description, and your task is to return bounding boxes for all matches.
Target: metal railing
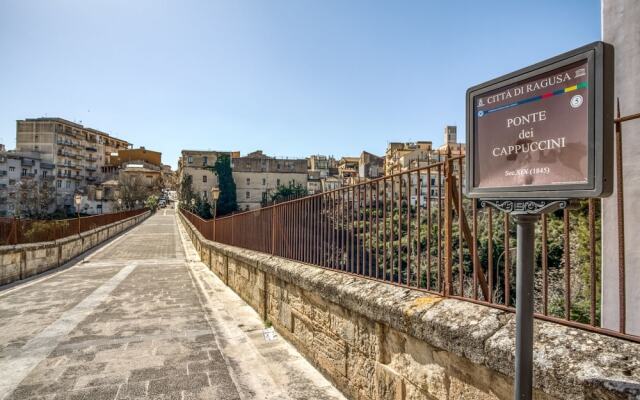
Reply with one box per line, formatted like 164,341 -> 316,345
0,208 -> 148,245
181,110 -> 639,343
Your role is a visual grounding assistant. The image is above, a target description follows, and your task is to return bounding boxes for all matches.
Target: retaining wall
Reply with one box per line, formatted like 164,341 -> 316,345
0,211 -> 150,286
179,212 -> 640,400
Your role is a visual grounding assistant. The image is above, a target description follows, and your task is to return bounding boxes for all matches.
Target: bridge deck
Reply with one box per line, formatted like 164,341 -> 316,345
0,209 -> 344,400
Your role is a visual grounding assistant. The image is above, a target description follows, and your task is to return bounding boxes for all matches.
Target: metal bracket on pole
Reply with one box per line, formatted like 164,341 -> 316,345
479,199 -> 568,400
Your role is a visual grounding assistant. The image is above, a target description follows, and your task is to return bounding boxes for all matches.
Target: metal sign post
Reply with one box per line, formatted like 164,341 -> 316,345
513,213 -> 537,400
481,200 -> 567,400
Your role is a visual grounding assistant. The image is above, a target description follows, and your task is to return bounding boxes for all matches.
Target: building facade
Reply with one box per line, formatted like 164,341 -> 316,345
232,151 -> 308,211
358,151 -> 384,180
15,118 -> 130,211
0,147 -> 55,216
337,157 -> 359,185
178,150 -> 236,201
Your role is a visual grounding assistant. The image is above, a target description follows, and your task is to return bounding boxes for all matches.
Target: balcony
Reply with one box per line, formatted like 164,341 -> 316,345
85,146 -> 97,152
85,166 -> 97,172
86,176 -> 97,182
21,159 -> 35,167
57,140 -> 76,148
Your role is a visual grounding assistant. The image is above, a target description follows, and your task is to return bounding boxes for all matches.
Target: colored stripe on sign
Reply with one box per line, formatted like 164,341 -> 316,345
478,81 -> 587,118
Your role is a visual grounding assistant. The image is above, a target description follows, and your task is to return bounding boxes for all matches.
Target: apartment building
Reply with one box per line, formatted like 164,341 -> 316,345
177,150 -> 237,201
384,126 -> 465,173
0,147 -> 55,216
337,157 -> 359,185
232,151 -> 307,211
307,170 -> 322,194
385,141 -> 434,175
15,118 -> 130,210
358,151 -> 384,180
308,155 -> 338,178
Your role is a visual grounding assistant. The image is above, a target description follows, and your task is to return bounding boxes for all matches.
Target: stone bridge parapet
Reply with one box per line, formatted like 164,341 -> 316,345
0,211 -> 151,286
178,212 -> 640,400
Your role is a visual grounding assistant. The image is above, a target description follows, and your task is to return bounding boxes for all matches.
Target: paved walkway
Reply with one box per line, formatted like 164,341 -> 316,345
0,209 -> 345,400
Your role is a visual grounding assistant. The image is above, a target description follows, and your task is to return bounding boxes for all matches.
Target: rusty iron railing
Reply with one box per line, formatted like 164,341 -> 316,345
0,208 -> 148,245
181,111 -> 640,343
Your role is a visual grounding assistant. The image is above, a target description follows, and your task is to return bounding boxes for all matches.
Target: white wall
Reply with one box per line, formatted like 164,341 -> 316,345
601,0 -> 640,334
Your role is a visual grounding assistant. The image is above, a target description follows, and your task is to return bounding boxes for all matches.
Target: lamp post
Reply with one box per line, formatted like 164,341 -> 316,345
95,188 -> 103,214
191,198 -> 196,212
210,187 -> 220,241
117,198 -> 122,212
74,193 -> 82,234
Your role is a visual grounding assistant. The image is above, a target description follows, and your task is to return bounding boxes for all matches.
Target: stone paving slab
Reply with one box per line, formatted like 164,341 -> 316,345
0,209 -> 345,400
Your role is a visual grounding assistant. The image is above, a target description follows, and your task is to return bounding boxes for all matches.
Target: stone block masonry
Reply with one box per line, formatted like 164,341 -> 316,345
0,211 -> 150,286
179,212 -> 640,400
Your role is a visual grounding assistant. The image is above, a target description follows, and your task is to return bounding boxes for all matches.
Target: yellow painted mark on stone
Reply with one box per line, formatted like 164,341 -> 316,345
412,297 -> 442,307
404,296 -> 443,317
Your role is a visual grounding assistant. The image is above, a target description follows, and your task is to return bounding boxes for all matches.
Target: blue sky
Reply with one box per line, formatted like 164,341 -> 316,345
0,0 -> 600,169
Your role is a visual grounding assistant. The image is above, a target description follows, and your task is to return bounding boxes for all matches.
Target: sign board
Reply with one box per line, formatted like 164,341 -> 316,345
466,41 -> 614,199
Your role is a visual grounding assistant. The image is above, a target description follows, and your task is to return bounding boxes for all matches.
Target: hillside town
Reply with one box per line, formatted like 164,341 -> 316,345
1,118 -> 465,218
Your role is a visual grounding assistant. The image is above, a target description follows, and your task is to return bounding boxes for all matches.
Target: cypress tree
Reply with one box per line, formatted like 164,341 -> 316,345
212,154 -> 238,216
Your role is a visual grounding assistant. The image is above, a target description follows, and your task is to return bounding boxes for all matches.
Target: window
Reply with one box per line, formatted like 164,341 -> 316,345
246,178 -> 250,185
203,191 -> 207,199
9,166 -> 14,172
66,181 -> 71,189
246,191 -> 250,199
188,156 -> 193,164
203,156 -> 208,165
57,180 -> 62,188
203,175 -> 207,183
22,168 -> 27,176
262,178 -> 266,185
42,171 -> 47,178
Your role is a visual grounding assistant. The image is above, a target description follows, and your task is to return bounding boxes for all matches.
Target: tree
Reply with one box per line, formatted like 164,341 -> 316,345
179,174 -> 196,206
212,155 -> 237,216
145,195 -> 159,211
118,174 -> 151,209
195,196 -> 212,219
15,179 -> 56,219
269,182 -> 308,204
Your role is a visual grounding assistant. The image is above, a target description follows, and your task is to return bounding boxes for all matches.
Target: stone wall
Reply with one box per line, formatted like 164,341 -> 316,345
179,212 -> 640,400
0,211 -> 150,286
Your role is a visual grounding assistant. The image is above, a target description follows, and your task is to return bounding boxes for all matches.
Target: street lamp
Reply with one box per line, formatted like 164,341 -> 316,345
74,193 -> 82,234
117,198 -> 122,212
210,187 -> 220,240
191,198 -> 196,212
95,188 -> 103,214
